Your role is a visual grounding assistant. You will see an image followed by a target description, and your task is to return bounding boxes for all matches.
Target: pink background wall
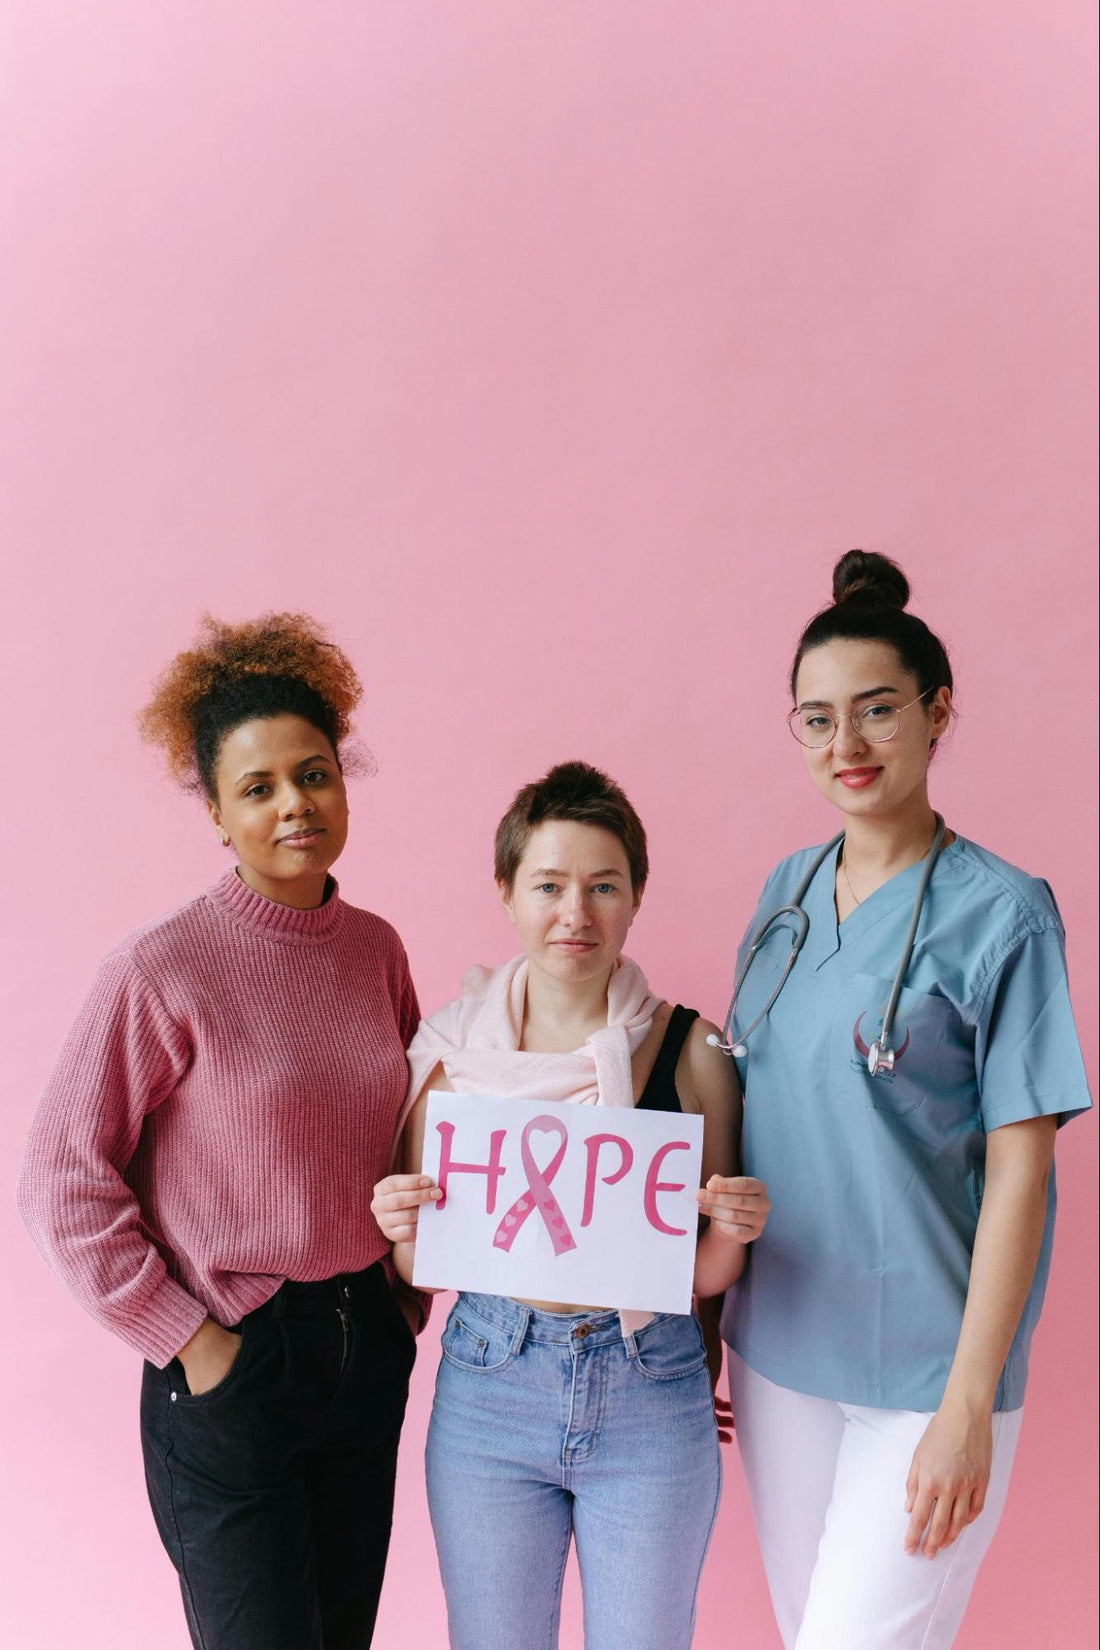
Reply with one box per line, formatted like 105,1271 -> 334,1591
1,4 -> 1095,1646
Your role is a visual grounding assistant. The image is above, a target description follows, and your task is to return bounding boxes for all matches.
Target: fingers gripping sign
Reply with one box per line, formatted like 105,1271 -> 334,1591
371,1172 -> 442,1246
696,1175 -> 770,1243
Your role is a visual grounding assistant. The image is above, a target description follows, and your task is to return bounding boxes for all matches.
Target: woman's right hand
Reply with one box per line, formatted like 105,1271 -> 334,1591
371,1173 -> 442,1245
176,1317 -> 243,1396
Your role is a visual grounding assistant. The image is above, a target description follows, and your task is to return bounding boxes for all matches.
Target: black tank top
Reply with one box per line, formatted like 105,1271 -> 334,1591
636,1005 -> 698,1113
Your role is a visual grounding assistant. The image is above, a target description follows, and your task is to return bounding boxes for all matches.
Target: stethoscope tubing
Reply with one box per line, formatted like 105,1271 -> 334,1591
874,813 -> 947,1061
713,815 -> 948,1076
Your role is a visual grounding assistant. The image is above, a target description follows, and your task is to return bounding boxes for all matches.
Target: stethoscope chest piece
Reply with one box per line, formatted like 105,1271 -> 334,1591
866,1040 -> 895,1078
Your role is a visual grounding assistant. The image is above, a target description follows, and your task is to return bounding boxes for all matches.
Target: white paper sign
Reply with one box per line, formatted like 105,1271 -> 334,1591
412,1091 -> 704,1315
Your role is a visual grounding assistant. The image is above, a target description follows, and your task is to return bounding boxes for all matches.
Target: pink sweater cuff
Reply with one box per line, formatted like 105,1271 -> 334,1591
122,1278 -> 210,1368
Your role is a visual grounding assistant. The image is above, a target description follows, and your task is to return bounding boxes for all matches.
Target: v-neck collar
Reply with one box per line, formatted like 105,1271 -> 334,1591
802,837 -> 957,972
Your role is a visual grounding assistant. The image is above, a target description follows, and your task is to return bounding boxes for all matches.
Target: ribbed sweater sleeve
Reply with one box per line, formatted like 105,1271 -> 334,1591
396,962 -> 421,1051
18,948 -> 208,1366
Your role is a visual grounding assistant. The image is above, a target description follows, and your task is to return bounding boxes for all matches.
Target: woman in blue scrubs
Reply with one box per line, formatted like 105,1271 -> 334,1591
721,551 -> 1091,1650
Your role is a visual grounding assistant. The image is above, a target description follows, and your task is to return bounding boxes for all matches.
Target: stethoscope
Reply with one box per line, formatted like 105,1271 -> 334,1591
707,814 -> 948,1078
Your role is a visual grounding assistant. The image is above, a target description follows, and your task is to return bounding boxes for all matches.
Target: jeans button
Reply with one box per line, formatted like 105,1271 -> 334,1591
573,1324 -> 590,1339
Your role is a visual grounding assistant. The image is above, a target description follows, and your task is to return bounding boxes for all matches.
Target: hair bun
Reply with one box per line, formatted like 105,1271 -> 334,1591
831,549 -> 910,610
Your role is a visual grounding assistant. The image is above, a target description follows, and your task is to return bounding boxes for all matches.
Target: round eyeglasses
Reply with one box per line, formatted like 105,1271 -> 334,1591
787,690 -> 933,748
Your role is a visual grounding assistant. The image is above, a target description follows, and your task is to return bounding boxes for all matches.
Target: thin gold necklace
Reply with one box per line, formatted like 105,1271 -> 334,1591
841,819 -> 941,908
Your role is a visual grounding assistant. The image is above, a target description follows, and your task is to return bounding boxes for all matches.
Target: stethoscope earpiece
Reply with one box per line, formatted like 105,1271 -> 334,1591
705,1032 -> 745,1056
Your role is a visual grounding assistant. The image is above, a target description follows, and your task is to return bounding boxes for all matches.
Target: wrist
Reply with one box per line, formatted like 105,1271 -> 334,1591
176,1316 -> 221,1365
938,1381 -> 995,1421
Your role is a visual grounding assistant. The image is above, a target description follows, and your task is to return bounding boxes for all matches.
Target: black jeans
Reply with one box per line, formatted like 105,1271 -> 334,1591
141,1264 -> 416,1650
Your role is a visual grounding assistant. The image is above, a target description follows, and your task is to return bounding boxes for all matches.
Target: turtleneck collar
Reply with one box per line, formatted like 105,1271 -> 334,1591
205,868 -> 345,944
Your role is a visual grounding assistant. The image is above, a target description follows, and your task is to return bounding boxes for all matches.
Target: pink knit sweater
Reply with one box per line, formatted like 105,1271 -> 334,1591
18,871 -> 419,1367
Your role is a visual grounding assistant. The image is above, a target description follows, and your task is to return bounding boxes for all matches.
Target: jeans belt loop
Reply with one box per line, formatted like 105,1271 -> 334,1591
509,1303 -> 532,1356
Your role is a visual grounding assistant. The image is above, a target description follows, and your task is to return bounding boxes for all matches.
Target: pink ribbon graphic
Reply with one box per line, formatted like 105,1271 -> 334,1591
492,1116 -> 578,1257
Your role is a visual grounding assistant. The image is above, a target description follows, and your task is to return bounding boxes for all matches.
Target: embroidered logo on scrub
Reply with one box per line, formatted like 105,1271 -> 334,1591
851,1010 -> 910,1072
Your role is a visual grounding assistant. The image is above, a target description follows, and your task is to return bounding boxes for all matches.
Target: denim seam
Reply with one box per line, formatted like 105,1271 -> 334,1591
544,1505 -> 573,1650
561,1347 -> 581,1477
687,1427 -> 724,1644
164,1408 -> 210,1650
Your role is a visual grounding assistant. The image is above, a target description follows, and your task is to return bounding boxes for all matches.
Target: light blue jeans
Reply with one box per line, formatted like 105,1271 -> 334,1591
425,1293 -> 722,1650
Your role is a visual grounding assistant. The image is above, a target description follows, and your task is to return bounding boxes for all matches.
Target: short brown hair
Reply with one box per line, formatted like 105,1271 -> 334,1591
494,761 -> 649,892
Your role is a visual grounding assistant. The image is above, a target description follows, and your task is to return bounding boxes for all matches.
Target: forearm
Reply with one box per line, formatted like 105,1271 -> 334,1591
692,1222 -> 748,1298
390,1237 -> 444,1295
941,1157 -> 1050,1413
391,1239 -> 416,1286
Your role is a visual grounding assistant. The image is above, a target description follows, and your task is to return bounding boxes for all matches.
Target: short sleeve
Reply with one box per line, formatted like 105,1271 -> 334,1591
974,926 -> 1093,1132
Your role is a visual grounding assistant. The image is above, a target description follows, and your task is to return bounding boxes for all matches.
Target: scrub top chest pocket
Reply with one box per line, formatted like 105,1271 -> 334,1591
831,973 -> 959,1117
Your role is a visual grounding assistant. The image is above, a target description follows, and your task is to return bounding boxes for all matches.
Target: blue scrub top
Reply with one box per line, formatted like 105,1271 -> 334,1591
720,835 -> 1092,1413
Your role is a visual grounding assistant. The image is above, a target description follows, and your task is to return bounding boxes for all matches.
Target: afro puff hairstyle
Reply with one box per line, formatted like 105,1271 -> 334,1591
138,612 -> 363,798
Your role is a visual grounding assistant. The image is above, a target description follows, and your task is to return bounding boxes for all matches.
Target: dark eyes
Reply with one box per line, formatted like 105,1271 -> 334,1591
242,769 -> 328,799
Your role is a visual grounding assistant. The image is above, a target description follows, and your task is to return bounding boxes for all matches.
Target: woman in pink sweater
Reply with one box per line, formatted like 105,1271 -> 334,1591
18,613 -> 421,1650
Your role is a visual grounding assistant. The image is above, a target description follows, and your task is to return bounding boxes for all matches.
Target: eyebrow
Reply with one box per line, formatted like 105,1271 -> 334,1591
797,686 -> 901,709
236,755 -> 332,782
530,867 -> 625,879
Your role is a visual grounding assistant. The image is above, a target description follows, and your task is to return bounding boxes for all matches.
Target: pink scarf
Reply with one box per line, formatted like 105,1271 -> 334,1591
405,952 -> 660,1112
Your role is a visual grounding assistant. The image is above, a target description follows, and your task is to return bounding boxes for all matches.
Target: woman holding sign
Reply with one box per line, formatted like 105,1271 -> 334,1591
372,761 -> 768,1650
19,614 -> 421,1650
716,552 -> 1091,1649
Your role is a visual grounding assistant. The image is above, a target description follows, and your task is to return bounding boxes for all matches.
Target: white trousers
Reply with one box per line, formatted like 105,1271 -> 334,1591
728,1353 -> 1023,1650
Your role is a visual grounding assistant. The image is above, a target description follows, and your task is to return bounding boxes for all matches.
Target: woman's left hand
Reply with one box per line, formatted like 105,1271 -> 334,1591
696,1175 -> 770,1242
904,1404 -> 993,1557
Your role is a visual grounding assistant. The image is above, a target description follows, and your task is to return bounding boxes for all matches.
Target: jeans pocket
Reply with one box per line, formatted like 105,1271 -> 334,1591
630,1313 -> 708,1381
440,1308 -> 516,1374
172,1316 -> 255,1404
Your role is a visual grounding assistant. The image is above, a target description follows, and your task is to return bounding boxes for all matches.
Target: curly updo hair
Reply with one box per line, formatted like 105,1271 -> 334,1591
138,612 -> 362,798
790,550 -> 954,705
494,761 -> 649,893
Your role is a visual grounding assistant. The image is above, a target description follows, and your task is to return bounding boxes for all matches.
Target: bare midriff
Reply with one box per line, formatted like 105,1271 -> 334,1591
513,1295 -> 612,1314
